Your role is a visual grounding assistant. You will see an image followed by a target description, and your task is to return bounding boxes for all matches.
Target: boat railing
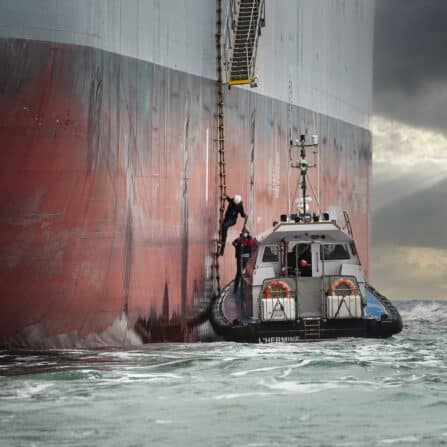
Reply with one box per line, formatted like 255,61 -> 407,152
323,275 -> 362,295
259,277 -> 297,321
323,275 -> 364,319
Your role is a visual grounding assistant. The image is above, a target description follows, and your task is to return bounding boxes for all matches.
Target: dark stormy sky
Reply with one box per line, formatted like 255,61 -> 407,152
371,0 -> 447,299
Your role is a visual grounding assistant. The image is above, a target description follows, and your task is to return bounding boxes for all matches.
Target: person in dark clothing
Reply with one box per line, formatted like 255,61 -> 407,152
220,194 -> 247,255
297,244 -> 312,277
232,229 -> 256,293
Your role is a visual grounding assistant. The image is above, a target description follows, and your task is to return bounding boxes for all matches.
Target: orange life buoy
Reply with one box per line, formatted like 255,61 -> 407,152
263,280 -> 290,298
330,277 -> 356,296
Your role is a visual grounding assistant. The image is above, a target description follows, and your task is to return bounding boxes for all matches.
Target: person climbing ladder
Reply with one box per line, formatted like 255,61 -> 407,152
219,194 -> 248,256
232,228 -> 256,293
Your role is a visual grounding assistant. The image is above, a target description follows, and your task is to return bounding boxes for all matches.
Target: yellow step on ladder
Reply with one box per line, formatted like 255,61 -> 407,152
223,0 -> 265,87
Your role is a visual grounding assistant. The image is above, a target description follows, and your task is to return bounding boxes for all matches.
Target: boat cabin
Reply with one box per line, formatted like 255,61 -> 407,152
209,133 -> 402,341
241,218 -> 366,322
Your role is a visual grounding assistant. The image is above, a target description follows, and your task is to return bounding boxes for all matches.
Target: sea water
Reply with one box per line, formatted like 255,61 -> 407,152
1,301 -> 446,447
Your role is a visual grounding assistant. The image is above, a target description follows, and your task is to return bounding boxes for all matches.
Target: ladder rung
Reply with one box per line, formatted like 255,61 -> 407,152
234,37 -> 256,42
237,23 -> 257,27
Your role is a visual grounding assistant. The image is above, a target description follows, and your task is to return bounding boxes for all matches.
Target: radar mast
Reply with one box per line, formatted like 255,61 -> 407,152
290,134 -> 319,219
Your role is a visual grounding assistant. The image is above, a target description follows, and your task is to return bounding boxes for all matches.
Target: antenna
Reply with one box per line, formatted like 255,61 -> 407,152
290,134 -> 319,219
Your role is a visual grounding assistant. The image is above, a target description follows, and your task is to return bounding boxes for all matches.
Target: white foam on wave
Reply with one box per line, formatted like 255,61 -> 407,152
414,359 -> 445,368
155,420 -> 173,425
233,443 -> 280,447
143,359 -> 199,369
230,359 -> 312,377
260,376 -> 391,394
97,351 -> 146,360
262,380 -> 342,394
95,352 -> 195,368
14,382 -> 53,400
378,435 -> 420,444
0,313 -> 142,349
212,391 -> 272,400
124,372 -> 181,380
224,343 -> 305,359
98,371 -> 182,385
400,301 -> 447,323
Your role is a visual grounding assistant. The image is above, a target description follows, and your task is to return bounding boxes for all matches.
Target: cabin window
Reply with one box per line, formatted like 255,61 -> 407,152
262,245 -> 279,263
321,244 -> 350,260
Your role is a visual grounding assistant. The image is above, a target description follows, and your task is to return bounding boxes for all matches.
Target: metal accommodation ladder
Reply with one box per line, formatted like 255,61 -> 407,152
224,0 -> 265,86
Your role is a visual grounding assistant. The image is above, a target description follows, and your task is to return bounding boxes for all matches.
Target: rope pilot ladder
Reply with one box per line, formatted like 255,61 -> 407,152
212,0 -> 266,298
224,0 -> 266,86
189,0 -> 266,329
212,0 -> 227,299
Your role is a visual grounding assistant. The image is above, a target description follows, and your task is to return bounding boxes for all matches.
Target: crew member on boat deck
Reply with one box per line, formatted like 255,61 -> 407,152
220,194 -> 247,255
232,229 -> 256,292
297,244 -> 312,277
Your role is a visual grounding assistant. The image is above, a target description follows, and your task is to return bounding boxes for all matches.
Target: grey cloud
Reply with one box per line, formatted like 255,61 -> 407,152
370,244 -> 447,300
374,0 -> 447,133
371,1 -> 447,300
371,169 -> 431,210
371,177 -> 447,249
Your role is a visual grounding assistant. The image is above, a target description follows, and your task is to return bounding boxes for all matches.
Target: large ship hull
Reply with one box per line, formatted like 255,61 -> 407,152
0,1 -> 373,348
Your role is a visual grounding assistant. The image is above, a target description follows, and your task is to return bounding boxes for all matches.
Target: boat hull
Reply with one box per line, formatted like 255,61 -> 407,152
210,283 -> 403,342
215,318 -> 402,343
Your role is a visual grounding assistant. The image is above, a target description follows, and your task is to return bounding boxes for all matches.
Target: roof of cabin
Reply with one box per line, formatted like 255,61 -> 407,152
257,221 -> 353,245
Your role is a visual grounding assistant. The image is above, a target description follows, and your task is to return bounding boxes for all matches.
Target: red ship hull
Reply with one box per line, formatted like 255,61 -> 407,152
0,39 -> 371,347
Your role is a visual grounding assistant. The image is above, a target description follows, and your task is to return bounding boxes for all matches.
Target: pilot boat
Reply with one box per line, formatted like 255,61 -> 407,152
209,135 -> 402,342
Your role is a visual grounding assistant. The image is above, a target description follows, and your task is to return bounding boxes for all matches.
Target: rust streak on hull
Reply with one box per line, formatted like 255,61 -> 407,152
0,39 -> 371,348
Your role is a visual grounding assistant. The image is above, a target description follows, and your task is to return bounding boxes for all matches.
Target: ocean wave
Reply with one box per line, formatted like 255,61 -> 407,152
378,435 -> 420,444
1,311 -> 447,447
398,300 -> 447,324
230,359 -> 312,377
1,381 -> 53,400
212,391 -> 272,400
260,380 -> 343,394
